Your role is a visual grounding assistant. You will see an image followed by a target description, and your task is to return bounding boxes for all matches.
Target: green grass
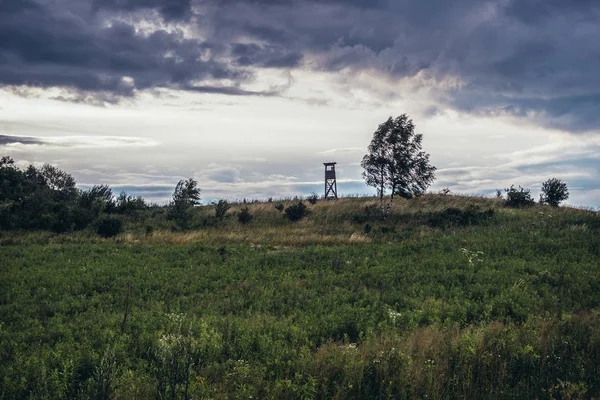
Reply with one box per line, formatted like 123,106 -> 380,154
1,195 -> 600,399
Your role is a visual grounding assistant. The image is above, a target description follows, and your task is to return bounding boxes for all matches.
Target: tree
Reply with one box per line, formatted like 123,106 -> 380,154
540,178 -> 569,207
168,178 -> 201,230
214,200 -> 230,221
79,185 -> 114,211
115,191 -> 146,215
0,156 -> 15,166
361,114 -> 436,217
505,185 -> 534,207
39,164 -> 78,201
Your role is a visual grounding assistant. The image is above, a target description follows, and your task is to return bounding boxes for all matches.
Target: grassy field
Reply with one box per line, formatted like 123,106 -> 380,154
1,194 -> 600,399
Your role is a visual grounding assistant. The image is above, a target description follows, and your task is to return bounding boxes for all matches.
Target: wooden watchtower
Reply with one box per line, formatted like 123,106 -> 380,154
324,162 -> 338,200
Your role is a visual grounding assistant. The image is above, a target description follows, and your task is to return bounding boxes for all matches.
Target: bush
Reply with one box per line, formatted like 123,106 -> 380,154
427,207 -> 495,228
352,214 -> 367,224
95,216 -> 123,238
352,204 -> 380,224
145,225 -> 154,236
115,192 -> 146,215
505,185 -> 534,207
307,192 -> 319,205
238,207 -> 253,224
284,201 -> 309,222
540,178 -> 569,207
214,200 -> 230,220
274,203 -> 284,212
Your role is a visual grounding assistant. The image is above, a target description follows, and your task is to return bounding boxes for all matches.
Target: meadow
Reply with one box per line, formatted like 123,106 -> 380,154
1,194 -> 600,399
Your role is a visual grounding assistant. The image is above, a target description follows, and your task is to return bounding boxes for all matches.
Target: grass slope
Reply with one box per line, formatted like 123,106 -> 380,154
1,194 -> 600,399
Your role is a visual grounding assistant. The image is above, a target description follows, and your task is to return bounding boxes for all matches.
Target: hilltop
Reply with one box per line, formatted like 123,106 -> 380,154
2,194 -> 600,399
2,192 -> 597,246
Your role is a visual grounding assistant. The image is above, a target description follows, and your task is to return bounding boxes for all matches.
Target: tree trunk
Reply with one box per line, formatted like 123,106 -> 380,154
380,189 -> 385,218
385,186 -> 395,218
386,195 -> 394,217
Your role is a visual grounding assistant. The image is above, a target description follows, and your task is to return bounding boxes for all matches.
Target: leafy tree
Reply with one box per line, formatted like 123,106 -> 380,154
115,191 -> 146,215
79,185 -> 114,211
0,160 -> 79,230
361,114 -> 436,217
540,178 -> 569,207
168,178 -> 201,230
0,156 -> 15,166
0,157 -> 25,228
214,200 -> 230,221
39,163 -> 77,201
505,185 -> 534,207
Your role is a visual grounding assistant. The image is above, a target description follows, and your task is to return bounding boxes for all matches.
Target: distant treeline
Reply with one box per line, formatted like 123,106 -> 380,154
0,156 -> 146,234
1,155 -> 572,237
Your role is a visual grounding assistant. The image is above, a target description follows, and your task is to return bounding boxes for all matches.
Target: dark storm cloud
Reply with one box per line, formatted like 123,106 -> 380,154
202,0 -> 600,132
92,0 -> 193,21
2,0 -> 600,131
0,0 -> 277,100
231,43 -> 303,68
0,134 -> 43,146
184,85 -> 279,96
0,134 -> 158,148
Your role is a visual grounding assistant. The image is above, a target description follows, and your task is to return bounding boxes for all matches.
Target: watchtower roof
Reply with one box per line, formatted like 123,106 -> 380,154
323,162 -> 337,166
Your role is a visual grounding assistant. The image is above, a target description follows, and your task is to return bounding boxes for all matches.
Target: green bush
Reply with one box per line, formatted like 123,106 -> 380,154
238,207 -> 253,224
427,207 -> 494,228
274,203 -> 284,212
505,185 -> 534,207
352,205 -> 380,224
284,201 -> 308,222
307,192 -> 319,205
95,216 -> 123,237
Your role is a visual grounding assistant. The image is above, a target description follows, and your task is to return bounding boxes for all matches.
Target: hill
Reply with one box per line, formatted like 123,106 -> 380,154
1,194 -> 600,399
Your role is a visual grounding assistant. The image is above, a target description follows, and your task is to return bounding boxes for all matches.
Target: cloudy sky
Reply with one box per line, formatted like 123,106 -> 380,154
1,0 -> 599,206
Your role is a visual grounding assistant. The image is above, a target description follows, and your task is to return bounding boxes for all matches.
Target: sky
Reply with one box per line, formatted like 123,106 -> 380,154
1,0 -> 599,206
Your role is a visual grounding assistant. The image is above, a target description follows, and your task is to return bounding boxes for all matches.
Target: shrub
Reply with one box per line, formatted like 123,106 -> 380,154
116,192 -> 146,215
95,216 -> 123,238
540,178 -> 569,207
427,207 -> 495,228
284,201 -> 309,222
505,185 -> 534,207
238,207 -> 253,224
274,203 -> 284,212
364,204 -> 379,219
145,225 -> 154,236
214,200 -> 230,220
352,214 -> 367,224
307,192 -> 319,205
352,205 -> 380,224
